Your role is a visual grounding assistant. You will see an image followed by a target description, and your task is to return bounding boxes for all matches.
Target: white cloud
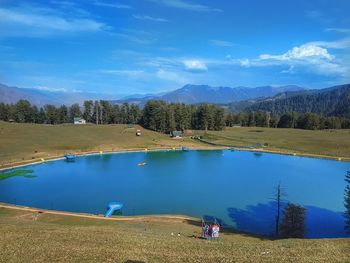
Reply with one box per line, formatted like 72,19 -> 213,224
183,59 -> 208,72
325,28 -> 350,34
32,85 -> 83,93
99,70 -> 144,77
114,32 -> 156,44
34,86 -> 69,92
93,1 -> 131,9
209,39 -> 234,47
239,58 -> 250,67
133,15 -> 169,22
259,44 -> 333,61
148,0 -> 222,12
135,40 -> 349,78
256,44 -> 349,76
307,37 -> 350,49
113,29 -> 157,44
0,5 -> 109,37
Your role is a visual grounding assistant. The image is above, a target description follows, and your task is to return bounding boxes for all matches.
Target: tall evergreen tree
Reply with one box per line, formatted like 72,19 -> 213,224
279,203 -> 306,238
58,105 -> 69,123
69,103 -> 82,122
273,183 -> 286,237
44,104 -> 58,124
83,100 -> 94,123
14,99 -> 33,123
344,171 -> 350,233
93,100 -> 100,125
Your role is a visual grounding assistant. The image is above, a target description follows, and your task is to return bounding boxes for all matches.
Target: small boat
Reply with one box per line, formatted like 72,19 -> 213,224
64,154 -> 75,161
137,162 -> 146,166
182,147 -> 190,152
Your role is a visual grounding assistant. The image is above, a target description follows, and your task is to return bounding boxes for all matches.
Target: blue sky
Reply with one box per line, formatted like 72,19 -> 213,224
0,0 -> 350,96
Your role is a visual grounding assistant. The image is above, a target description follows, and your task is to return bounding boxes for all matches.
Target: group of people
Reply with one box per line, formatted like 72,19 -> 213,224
202,222 -> 220,240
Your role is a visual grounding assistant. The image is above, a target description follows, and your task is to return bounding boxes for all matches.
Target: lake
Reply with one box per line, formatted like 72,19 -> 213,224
1,150 -> 349,238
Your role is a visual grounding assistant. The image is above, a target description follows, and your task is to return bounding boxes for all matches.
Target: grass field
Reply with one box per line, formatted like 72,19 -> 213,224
1,207 -> 349,263
0,121 -> 204,167
1,122 -> 350,168
193,127 -> 350,158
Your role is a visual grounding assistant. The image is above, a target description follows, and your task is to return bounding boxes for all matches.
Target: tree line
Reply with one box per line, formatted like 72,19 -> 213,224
225,111 -> 350,130
0,100 -> 142,125
1,99 -> 350,131
142,100 -> 225,133
0,99 -> 225,132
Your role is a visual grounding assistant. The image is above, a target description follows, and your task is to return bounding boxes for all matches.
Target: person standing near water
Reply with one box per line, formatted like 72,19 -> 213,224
202,223 -> 209,239
208,224 -> 213,240
212,224 -> 220,240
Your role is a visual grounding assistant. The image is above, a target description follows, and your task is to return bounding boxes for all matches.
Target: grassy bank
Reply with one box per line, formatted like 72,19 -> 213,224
192,127 -> 350,158
1,122 -> 350,167
0,121 -> 204,167
0,207 -> 349,263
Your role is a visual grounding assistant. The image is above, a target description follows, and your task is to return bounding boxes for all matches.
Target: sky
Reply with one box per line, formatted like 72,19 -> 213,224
0,0 -> 350,97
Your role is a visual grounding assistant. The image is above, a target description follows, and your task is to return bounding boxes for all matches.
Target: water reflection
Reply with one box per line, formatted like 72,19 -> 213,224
227,201 -> 349,238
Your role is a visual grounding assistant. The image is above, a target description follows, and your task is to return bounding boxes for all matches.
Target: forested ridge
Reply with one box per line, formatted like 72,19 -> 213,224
245,84 -> 350,117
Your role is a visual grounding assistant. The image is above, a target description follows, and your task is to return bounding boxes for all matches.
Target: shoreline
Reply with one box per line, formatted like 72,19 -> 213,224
1,147 -> 349,239
0,203 -> 198,223
0,146 -> 222,171
1,144 -> 349,172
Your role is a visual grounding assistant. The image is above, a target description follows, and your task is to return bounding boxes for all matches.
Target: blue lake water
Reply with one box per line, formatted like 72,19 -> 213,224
1,150 -> 349,238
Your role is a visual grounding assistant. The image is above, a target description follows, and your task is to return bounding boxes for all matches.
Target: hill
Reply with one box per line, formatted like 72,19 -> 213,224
1,122 -> 350,168
161,84 -> 305,104
0,122 -> 203,167
245,84 -> 350,117
0,83 -> 117,106
111,84 -> 306,105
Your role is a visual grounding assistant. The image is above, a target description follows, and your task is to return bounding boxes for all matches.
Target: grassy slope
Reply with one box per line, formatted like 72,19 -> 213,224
0,121 -> 203,167
194,127 -> 350,158
1,122 -> 350,167
1,123 -> 350,261
0,208 -> 349,263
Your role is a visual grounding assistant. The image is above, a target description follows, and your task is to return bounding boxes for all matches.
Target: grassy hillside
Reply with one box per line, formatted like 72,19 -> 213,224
0,207 -> 349,263
0,121 -> 203,167
1,122 -> 350,167
192,127 -> 350,158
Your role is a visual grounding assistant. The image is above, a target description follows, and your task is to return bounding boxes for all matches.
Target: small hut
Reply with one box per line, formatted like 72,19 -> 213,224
170,130 -> 182,138
136,129 -> 141,136
73,117 -> 86,125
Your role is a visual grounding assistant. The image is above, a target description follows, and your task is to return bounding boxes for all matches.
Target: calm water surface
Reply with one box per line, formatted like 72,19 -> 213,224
1,150 -> 349,238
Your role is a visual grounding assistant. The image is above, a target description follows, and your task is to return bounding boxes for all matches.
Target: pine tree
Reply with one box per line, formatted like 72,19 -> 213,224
44,104 -> 58,124
69,103 -> 82,122
83,100 -> 94,123
344,171 -> 350,233
58,105 -> 69,123
279,203 -> 306,238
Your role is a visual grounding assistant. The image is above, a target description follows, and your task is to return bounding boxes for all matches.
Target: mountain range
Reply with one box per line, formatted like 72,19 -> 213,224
0,83 -> 306,107
0,84 -> 117,106
112,84 -> 306,106
1,82 -> 349,118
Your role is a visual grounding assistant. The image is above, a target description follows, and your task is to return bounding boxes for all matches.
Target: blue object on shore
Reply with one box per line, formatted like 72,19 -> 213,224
105,202 -> 123,217
182,147 -> 189,152
64,154 -> 75,161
